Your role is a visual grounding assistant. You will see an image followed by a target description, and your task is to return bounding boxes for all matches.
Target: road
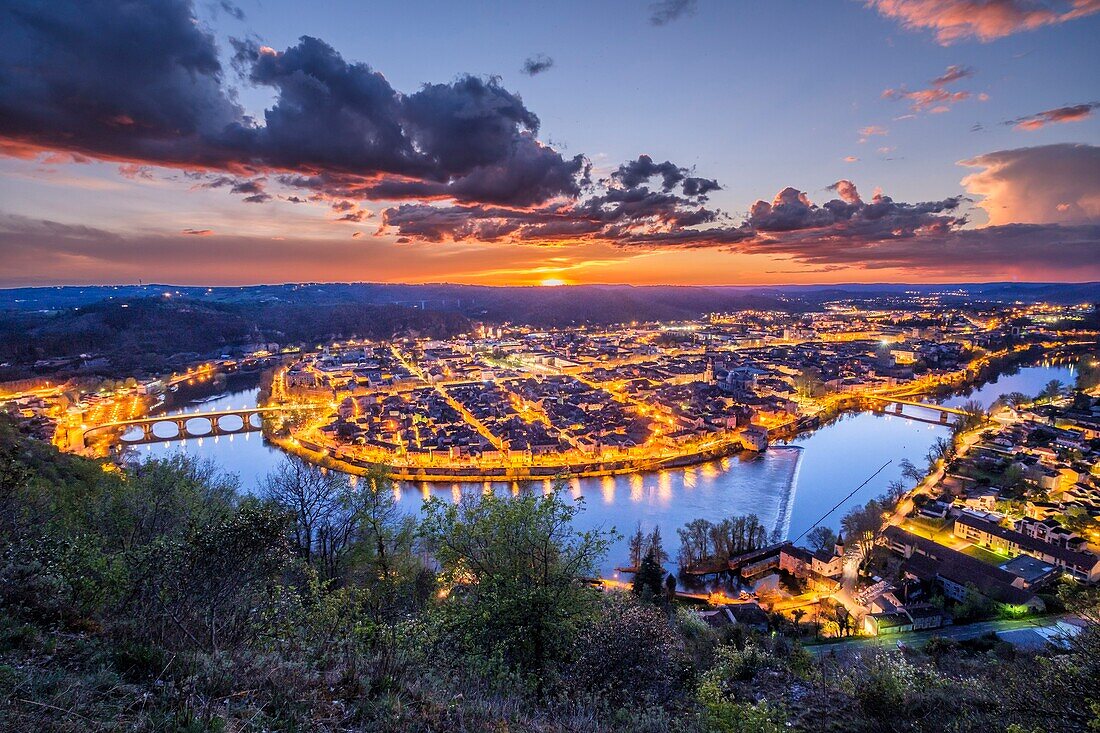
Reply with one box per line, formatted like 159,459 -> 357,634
807,615 -> 1072,655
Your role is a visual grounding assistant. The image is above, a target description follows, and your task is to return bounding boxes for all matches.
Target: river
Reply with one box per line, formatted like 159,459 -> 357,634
124,360 -> 1075,578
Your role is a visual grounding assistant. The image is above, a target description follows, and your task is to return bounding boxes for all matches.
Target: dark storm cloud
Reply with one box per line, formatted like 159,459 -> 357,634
378,179 -> 971,255
610,155 -> 720,199
747,221 -> 1100,275
521,54 -> 555,76
649,0 -> 698,26
0,1 -> 586,207
229,179 -> 266,196
0,0 -> 241,166
746,186 -> 964,241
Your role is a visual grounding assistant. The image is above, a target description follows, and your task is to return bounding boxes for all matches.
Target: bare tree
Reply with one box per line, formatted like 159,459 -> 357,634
628,522 -> 646,569
840,499 -> 885,572
261,457 -> 356,581
648,525 -> 669,566
899,458 -> 924,485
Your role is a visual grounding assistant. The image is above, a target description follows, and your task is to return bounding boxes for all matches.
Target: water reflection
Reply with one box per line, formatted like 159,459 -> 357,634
132,361 -> 1073,577
939,363 -> 1076,409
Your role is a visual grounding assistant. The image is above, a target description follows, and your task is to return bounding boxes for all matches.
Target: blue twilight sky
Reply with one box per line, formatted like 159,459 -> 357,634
0,0 -> 1098,286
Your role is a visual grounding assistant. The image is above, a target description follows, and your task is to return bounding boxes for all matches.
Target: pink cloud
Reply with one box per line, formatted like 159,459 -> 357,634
881,65 -> 979,114
867,0 -> 1100,44
858,125 -> 888,142
960,143 -> 1100,225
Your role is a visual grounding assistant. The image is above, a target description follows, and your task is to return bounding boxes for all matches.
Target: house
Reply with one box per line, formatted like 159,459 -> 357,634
961,486 -> 999,511
726,602 -> 770,632
696,602 -> 770,633
863,605 -> 946,636
1014,517 -> 1089,551
918,499 -> 951,520
740,425 -> 769,452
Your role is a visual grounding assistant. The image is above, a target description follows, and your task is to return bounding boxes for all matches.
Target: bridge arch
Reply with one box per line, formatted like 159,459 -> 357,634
73,404 -> 322,450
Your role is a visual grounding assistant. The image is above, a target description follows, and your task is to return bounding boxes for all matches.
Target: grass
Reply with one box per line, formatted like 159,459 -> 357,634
961,544 -> 1008,566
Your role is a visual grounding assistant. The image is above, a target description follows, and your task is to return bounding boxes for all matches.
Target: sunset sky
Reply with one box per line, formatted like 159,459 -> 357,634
1,0 -> 1098,287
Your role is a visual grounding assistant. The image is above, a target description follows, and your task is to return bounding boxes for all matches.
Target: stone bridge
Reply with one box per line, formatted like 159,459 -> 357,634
70,404 -> 324,450
861,395 -> 969,425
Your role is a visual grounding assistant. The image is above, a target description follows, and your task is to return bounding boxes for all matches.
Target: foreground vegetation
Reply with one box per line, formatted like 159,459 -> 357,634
1,419 -> 1098,731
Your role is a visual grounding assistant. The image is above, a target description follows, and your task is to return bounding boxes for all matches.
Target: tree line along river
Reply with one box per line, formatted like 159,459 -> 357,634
124,360 -> 1076,580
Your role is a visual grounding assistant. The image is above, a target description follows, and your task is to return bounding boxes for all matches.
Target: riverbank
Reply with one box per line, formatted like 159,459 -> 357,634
262,341 -> 1090,482
266,429 -> 752,482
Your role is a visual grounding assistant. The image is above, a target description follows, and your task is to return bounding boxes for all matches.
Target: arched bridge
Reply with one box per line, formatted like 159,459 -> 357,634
861,395 -> 969,425
71,404 -> 325,450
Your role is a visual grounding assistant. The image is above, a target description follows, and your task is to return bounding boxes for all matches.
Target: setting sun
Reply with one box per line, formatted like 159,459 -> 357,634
539,277 -> 567,287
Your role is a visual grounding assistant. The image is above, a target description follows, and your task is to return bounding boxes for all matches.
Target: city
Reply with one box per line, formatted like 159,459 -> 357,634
2,1 -> 1099,731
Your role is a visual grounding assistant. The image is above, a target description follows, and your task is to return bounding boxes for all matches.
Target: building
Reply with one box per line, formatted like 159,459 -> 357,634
952,513 -> 1100,583
740,424 -> 768,452
864,605 -> 946,636
883,526 -> 1045,611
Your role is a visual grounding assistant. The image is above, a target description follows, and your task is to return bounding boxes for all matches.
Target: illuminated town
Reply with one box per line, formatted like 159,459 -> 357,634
4,0 -> 1100,728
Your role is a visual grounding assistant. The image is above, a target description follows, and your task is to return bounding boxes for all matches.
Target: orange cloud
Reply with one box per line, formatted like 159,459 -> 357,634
960,143 -> 1100,225
868,0 -> 1100,44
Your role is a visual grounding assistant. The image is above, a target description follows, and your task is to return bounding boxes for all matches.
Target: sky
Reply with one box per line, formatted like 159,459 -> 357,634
0,0 -> 1098,287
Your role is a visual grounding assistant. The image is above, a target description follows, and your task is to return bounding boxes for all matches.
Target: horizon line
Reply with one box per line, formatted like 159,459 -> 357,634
3,279 -> 1099,292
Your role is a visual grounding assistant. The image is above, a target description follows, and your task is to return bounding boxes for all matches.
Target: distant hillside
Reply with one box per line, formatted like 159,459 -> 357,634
1,281 -> 1098,379
0,297 -> 471,378
3,281 -> 1097,320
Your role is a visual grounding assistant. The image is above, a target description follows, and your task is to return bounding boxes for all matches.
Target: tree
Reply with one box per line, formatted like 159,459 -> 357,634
1075,357 -> 1100,391
1001,391 -> 1031,410
840,499 -> 884,572
350,469 -> 420,618
677,517 -> 714,567
926,436 -> 956,469
632,547 -> 665,601
793,368 -> 825,398
954,399 -> 986,433
567,594 -> 687,707
791,608 -> 806,636
420,488 -> 615,688
805,526 -> 838,554
710,514 -> 768,559
1039,379 -> 1064,403
881,479 -> 908,506
151,502 -> 290,653
648,524 -> 669,565
260,457 -> 358,582
834,604 -> 852,637
899,458 -> 924,485
1001,463 -> 1029,496
628,522 -> 646,569
628,523 -> 668,570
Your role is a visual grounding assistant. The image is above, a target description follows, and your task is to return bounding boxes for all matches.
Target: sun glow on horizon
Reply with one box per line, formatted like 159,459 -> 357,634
539,277 -> 567,287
